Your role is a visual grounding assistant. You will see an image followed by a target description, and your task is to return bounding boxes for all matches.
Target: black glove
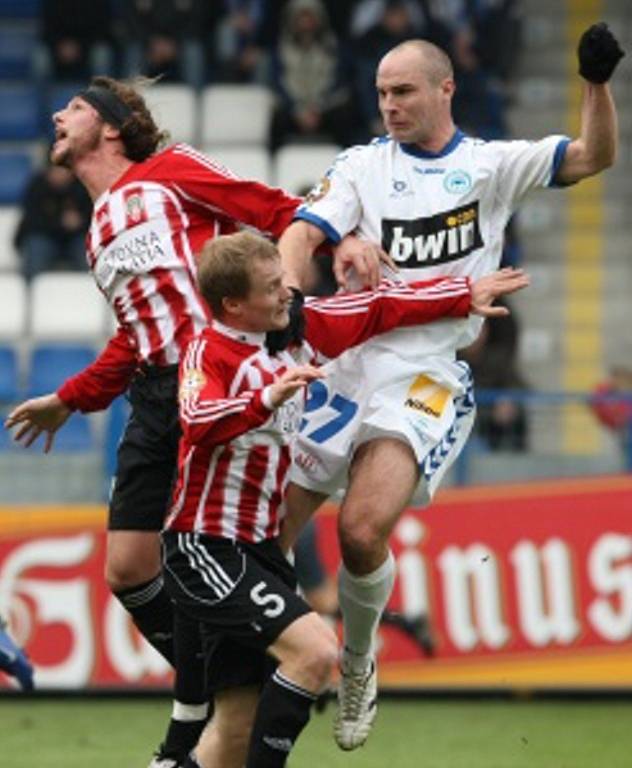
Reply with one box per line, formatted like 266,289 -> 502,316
578,22 -> 625,83
264,287 -> 305,355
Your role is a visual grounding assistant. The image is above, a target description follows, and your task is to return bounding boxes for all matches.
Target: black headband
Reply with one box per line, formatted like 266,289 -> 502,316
78,86 -> 133,128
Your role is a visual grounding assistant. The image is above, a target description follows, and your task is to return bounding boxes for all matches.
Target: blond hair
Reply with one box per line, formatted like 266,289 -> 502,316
197,231 -> 279,317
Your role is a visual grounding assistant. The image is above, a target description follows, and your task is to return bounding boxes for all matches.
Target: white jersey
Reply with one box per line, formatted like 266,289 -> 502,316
291,130 -> 570,501
296,129 -> 569,359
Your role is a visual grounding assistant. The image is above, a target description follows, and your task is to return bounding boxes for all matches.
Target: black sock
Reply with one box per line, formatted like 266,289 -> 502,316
161,610 -> 210,759
161,719 -> 206,761
174,610 -> 209,705
245,670 -> 316,768
114,575 -> 175,665
182,755 -> 202,768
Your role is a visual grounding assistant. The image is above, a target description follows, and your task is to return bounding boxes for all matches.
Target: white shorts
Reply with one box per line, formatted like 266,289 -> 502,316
290,351 -> 476,506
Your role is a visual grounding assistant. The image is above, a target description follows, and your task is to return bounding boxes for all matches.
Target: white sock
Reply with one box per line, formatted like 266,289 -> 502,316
172,701 -> 209,721
338,551 -> 396,673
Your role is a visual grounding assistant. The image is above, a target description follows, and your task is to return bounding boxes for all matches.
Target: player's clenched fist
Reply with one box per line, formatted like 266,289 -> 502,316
578,22 -> 625,83
269,365 -> 324,407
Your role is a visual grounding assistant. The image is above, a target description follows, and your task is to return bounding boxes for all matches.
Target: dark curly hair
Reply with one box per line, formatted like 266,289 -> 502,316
89,75 -> 169,162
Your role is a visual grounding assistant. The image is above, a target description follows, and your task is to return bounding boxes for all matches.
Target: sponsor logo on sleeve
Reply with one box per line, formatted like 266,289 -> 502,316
382,201 -> 483,268
179,368 -> 206,400
304,176 -> 331,204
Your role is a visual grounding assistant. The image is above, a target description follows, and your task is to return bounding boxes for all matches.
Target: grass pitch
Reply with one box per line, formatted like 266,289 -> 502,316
1,696 -> 632,767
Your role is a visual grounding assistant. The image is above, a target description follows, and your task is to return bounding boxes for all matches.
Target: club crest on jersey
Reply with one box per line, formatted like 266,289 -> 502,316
382,201 -> 483,268
304,176 -> 331,204
444,169 -> 472,194
404,375 -> 450,418
126,194 -> 145,222
179,368 -> 206,399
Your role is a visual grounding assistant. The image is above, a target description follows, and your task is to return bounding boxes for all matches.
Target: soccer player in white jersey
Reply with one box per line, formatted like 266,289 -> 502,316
277,26 -> 625,750
162,230 -> 528,768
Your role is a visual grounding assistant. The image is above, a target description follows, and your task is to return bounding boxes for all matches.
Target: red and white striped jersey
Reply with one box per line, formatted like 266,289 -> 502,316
58,144 -> 300,411
88,143 -> 299,367
165,277 -> 471,543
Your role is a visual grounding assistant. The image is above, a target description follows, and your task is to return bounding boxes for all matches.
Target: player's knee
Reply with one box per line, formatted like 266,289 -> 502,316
301,623 -> 338,689
338,518 -> 383,562
104,558 -> 155,592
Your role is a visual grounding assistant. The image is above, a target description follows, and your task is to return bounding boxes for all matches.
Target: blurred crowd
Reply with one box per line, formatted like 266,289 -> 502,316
35,0 -> 523,145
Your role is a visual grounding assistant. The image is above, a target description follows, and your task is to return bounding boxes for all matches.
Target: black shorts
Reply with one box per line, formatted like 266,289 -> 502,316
108,366 -> 180,531
162,531 -> 311,693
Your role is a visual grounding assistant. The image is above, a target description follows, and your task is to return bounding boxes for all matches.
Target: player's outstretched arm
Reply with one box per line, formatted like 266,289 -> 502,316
4,393 -> 71,453
470,268 -> 530,317
556,23 -> 625,185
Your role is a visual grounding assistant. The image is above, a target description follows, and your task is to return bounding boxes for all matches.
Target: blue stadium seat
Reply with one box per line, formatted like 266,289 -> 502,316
0,24 -> 37,78
0,0 -> 41,18
53,412 -> 94,452
24,344 -> 97,452
0,85 -> 40,140
0,345 -> 19,402
0,412 -> 12,450
2,410 -> 94,453
0,150 -> 33,205
26,343 -> 96,398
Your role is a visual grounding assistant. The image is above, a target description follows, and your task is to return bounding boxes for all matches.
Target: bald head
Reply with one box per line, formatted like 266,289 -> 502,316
375,38 -> 456,150
380,40 -> 453,86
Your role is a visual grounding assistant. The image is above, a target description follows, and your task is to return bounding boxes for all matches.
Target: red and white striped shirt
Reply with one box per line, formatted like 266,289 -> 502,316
58,143 -> 300,411
165,277 -> 471,543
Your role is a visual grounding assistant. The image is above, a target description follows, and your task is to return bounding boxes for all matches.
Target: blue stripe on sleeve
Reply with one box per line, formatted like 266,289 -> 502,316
293,210 -> 342,244
548,137 -> 572,187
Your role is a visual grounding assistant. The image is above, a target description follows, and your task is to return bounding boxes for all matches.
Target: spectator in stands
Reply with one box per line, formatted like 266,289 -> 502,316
431,0 -> 522,139
214,0 -> 272,83
459,299 -> 529,451
590,365 -> 632,462
351,0 -> 450,137
268,0 -> 356,150
14,158 -> 92,281
116,0 -> 220,89
36,0 -> 114,83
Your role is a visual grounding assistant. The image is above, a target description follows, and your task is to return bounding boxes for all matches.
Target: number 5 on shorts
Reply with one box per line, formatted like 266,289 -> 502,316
300,379 -> 358,444
250,581 -> 286,618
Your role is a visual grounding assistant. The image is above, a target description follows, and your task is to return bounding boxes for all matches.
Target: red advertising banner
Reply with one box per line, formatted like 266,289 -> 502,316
316,475 -> 632,689
0,506 -> 172,691
1,475 -> 632,691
